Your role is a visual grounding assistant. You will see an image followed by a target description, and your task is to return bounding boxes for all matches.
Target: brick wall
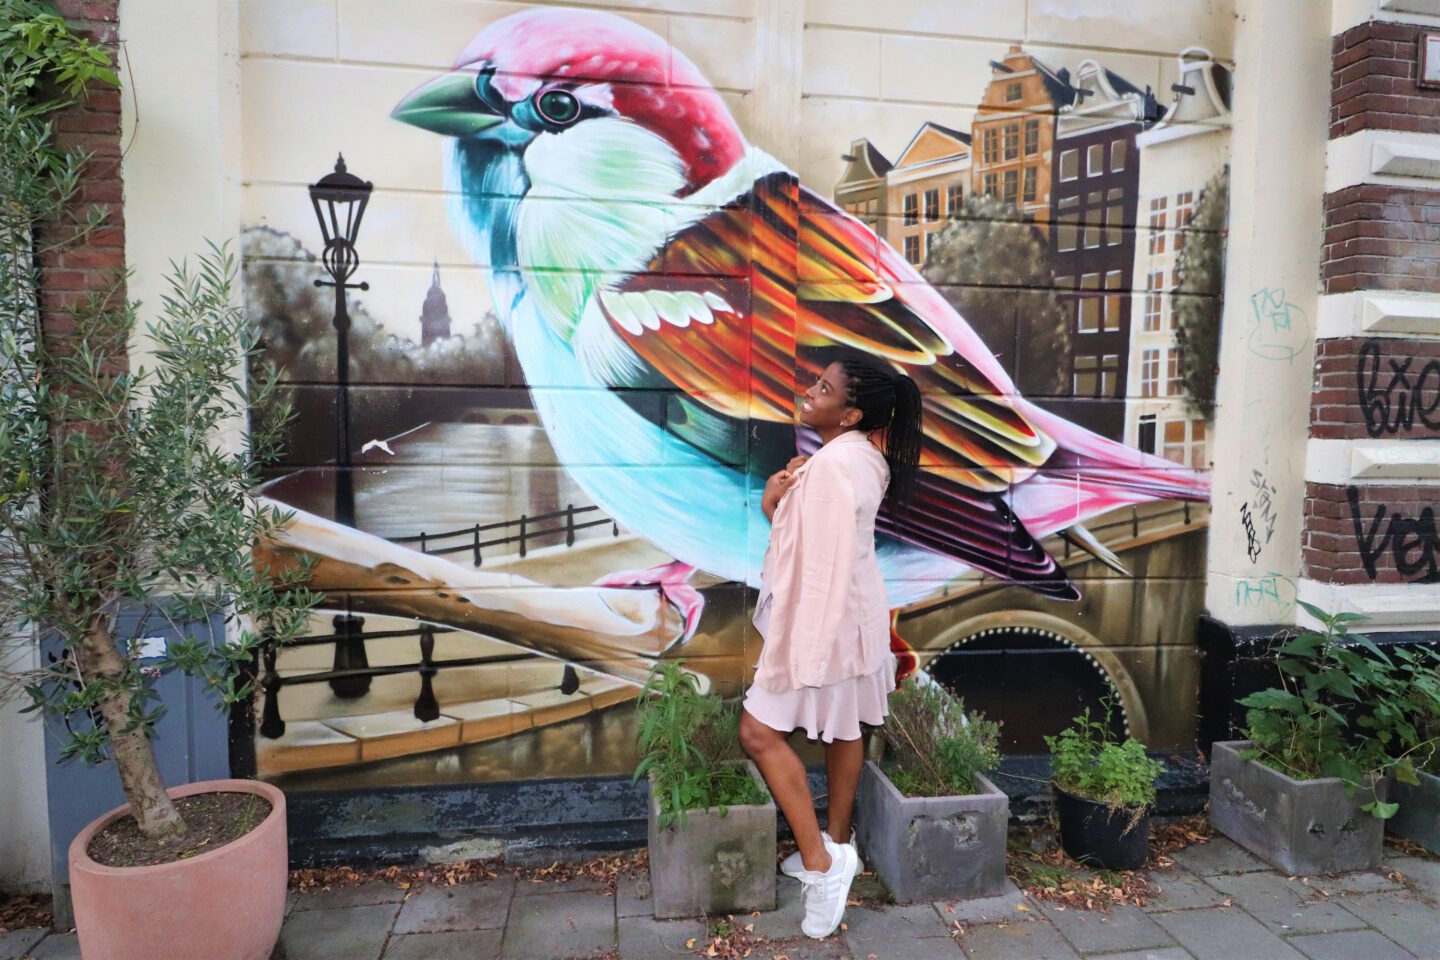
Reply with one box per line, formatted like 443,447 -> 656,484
39,0 -> 124,340
1321,185 -> 1440,295
1303,482 -> 1439,585
1310,336 -> 1440,439
1331,20 -> 1440,139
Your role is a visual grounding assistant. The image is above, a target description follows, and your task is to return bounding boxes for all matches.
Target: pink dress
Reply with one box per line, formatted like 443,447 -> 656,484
743,430 -> 897,742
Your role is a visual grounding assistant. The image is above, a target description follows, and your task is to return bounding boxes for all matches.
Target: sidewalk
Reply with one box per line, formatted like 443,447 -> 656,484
4,835 -> 1437,959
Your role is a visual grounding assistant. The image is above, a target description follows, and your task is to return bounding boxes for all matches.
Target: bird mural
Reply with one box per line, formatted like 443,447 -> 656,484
390,7 -> 1209,653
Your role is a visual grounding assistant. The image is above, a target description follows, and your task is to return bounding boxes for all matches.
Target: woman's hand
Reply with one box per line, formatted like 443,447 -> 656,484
762,467 -> 798,521
786,455 -> 810,473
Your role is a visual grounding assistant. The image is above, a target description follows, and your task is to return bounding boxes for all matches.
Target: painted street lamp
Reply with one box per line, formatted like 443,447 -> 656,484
308,153 -> 371,529
309,154 -> 373,699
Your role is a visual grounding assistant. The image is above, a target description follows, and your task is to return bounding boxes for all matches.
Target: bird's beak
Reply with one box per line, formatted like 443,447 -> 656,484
391,71 -> 502,137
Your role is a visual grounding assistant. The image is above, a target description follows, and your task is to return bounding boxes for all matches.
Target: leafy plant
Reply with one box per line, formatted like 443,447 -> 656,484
878,676 -> 1001,797
633,660 -> 767,830
1046,704 -> 1164,809
1239,602 -> 1440,818
0,5 -> 317,842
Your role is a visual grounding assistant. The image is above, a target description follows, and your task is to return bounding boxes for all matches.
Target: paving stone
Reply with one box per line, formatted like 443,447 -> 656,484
279,902 -> 398,960
746,877 -> 805,941
0,928 -> 47,960
1207,872 -> 1367,935
1337,893 -> 1440,959
960,918 -> 1082,960
842,903 -> 960,959
511,874 -> 609,898
751,936 -> 852,959
1168,838 -> 1272,877
1037,902 -> 1175,955
500,889 -> 617,959
1286,870 -> 1405,899
1089,949 -> 1197,960
616,915 -> 705,960
1151,907 -> 1306,960
24,933 -> 78,960
933,880 -> 1031,925
392,877 -> 514,933
1286,928 -> 1418,960
380,929 -> 503,960
616,871 -> 654,919
1141,870 -> 1227,912
291,882 -> 409,912
1384,857 -> 1440,899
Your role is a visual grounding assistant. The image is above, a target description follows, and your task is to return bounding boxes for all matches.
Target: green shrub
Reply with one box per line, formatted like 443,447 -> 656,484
1239,602 -> 1440,817
633,660 -> 767,830
1046,705 -> 1163,809
878,677 -> 1001,797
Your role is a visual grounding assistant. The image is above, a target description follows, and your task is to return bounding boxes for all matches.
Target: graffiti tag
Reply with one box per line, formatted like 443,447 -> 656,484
1248,469 -> 1278,557
1246,288 -> 1309,364
1356,339 -> 1440,438
1234,573 -> 1296,619
1240,503 -> 1262,563
1348,486 -> 1440,584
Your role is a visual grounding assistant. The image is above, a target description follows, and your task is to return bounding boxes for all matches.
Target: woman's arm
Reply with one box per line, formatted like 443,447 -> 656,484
761,468 -> 796,521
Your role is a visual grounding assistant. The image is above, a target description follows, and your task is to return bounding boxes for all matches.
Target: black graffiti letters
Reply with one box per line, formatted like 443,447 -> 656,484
1356,339 -> 1440,438
1348,486 -> 1440,584
1240,503 -> 1261,563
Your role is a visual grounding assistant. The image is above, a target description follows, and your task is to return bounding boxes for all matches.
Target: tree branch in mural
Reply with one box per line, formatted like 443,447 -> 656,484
384,7 -> 1211,621
922,195 -> 1072,397
1173,167 -> 1229,420
255,500 -> 692,687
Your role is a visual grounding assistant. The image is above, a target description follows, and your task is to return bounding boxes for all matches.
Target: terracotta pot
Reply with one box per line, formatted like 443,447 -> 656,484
69,778 -> 287,960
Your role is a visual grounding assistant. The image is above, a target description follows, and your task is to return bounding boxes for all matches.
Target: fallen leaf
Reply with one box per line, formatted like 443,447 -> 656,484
686,939 -> 696,949
1016,904 -> 1029,912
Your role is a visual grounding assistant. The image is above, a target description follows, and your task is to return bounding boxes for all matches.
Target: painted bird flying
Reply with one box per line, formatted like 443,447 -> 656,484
391,8 -> 1209,633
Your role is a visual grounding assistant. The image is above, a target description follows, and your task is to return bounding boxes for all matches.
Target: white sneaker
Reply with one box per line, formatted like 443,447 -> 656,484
781,831 -> 862,878
798,837 -> 859,939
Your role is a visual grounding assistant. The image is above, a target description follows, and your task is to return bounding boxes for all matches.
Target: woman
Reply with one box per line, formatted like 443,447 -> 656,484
739,357 -> 923,940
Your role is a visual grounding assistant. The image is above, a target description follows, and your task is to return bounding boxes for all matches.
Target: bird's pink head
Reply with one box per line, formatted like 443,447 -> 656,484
394,8 -> 746,194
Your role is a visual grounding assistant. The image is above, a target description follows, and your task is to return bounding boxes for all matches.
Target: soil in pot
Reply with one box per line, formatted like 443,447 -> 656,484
1055,787 -> 1149,871
87,792 -> 272,868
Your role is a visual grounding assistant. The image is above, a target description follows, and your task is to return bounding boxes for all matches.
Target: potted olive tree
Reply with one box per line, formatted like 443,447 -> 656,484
855,677 -> 1008,902
0,11 -> 315,956
634,661 -> 774,919
1046,705 -> 1165,871
1210,603 -> 1409,874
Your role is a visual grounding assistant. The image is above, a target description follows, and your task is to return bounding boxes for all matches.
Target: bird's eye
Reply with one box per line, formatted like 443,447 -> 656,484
536,89 -> 580,125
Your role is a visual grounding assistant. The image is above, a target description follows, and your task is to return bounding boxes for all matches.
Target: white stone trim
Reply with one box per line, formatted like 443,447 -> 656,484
1326,130 -> 1440,193
1297,578 -> 1440,631
1316,290 -> 1440,339
1306,438 -> 1440,484
1333,0 -> 1440,33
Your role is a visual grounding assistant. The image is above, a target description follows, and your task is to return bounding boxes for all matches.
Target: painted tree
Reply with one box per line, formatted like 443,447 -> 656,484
921,194 -> 1071,396
1172,167 -> 1229,420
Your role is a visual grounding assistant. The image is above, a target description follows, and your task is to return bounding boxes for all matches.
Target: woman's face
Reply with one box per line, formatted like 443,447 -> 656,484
800,362 -> 859,431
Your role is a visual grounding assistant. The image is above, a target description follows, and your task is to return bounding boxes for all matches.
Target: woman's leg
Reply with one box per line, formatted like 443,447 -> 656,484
823,737 -> 864,842
739,710 -> 831,873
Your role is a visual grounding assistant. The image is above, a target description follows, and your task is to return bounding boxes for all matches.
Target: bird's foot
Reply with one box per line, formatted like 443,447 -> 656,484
890,610 -> 919,683
594,561 -> 705,642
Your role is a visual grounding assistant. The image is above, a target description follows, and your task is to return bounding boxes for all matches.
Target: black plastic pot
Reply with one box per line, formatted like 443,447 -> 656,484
1054,785 -> 1150,870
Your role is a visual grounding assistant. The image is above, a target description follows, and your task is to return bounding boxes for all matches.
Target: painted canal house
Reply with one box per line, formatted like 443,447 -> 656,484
1049,61 -> 1155,440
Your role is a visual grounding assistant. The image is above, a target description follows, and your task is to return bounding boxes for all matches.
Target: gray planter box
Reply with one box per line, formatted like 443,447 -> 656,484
854,761 -> 1009,903
1209,740 -> 1387,875
1388,769 -> 1440,855
647,761 -> 776,919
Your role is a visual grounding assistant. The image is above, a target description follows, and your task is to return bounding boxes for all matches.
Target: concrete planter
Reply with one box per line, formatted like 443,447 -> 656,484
854,762 -> 1008,903
1209,740 -> 1387,875
647,761 -> 776,919
1387,768 -> 1440,855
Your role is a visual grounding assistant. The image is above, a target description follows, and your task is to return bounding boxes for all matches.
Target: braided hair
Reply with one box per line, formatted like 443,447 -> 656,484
837,358 -> 923,512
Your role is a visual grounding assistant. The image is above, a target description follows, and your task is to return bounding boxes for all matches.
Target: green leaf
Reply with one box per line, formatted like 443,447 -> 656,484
1360,800 -> 1399,820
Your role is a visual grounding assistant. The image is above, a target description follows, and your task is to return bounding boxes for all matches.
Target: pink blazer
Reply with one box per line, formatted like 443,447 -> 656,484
752,430 -> 891,692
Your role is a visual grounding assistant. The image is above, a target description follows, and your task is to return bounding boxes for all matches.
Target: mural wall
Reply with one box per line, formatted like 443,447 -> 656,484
238,1 -> 1234,788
